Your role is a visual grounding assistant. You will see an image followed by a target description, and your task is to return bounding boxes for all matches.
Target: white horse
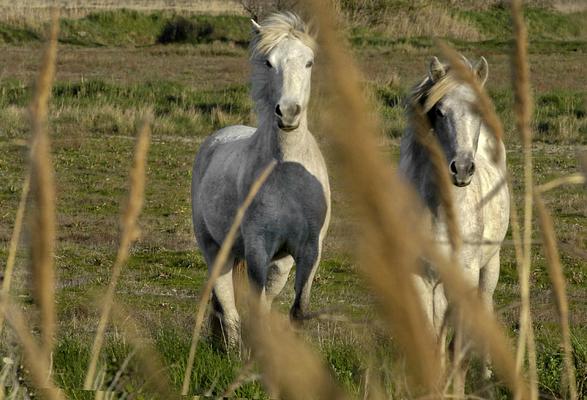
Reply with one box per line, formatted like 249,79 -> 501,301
191,12 -> 330,347
400,56 -> 510,379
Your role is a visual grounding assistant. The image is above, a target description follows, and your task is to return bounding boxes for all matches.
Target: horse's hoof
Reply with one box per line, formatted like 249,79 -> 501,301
289,308 -> 305,327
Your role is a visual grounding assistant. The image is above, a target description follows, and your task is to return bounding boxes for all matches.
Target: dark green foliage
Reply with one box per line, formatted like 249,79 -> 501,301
0,23 -> 40,43
158,16 -> 213,44
157,15 -> 249,46
58,9 -> 167,46
0,11 -> 251,46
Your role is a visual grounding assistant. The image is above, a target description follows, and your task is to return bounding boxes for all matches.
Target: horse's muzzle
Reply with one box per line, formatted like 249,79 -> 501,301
277,119 -> 299,132
450,155 -> 475,187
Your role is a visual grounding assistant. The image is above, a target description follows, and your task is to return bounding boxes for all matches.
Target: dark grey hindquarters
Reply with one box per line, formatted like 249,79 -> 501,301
192,127 -> 327,292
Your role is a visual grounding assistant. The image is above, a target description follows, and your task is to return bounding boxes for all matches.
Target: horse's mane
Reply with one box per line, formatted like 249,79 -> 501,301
403,63 -> 461,167
408,73 -> 460,114
250,12 -> 316,58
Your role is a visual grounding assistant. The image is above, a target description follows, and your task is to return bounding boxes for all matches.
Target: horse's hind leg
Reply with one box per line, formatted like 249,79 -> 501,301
198,232 -> 240,348
479,250 -> 500,380
265,255 -> 294,307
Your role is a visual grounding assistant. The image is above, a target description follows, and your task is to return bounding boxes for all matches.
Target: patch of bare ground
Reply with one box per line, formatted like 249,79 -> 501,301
0,45 -> 249,88
1,45 -> 585,93
357,49 -> 587,92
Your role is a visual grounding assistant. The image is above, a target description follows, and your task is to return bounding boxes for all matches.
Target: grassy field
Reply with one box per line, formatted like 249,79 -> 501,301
0,2 -> 585,399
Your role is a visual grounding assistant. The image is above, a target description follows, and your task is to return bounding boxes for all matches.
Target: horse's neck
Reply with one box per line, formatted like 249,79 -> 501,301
477,125 -> 507,172
254,111 -> 313,163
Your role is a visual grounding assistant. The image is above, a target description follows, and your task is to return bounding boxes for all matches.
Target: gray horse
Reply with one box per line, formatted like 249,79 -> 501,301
191,12 -> 330,347
400,56 -> 510,379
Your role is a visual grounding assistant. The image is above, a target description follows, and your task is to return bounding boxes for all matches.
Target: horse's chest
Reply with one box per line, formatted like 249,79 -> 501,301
280,140 -> 330,199
244,161 -> 328,253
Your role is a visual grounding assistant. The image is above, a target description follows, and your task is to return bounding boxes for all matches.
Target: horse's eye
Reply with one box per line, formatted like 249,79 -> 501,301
265,60 -> 273,68
306,60 -> 314,68
435,107 -> 445,118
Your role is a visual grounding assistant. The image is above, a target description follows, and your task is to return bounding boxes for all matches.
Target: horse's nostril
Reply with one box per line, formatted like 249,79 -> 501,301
449,161 -> 458,175
469,162 -> 476,175
275,104 -> 283,117
293,104 -> 301,116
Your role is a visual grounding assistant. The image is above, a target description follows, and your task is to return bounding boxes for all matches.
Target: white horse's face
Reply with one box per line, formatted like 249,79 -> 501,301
428,56 -> 489,187
262,38 -> 314,131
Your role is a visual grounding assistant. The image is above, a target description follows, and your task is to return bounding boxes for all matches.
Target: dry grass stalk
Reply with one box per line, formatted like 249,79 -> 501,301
110,303 -> 179,399
28,9 -> 59,366
537,173 -> 585,193
4,304 -> 65,400
306,0 -> 441,392
510,2 -> 538,397
181,160 -> 276,396
508,176 -> 525,270
410,102 -> 461,254
534,195 -> 577,400
0,173 -> 30,338
84,118 -> 152,390
436,40 -> 504,163
241,285 -> 347,400
306,1 -> 532,396
423,243 -> 530,399
221,359 -> 256,397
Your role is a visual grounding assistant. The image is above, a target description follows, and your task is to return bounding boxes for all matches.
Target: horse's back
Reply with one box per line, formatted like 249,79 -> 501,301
191,125 -> 256,248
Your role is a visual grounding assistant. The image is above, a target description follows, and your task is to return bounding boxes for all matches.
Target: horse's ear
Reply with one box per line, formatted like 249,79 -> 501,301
307,19 -> 319,41
474,56 -> 489,86
429,56 -> 445,82
251,19 -> 262,34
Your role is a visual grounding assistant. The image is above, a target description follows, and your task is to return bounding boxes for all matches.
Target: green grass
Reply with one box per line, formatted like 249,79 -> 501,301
4,78 -> 584,145
0,10 -> 251,47
458,7 -> 587,41
0,7 -> 584,55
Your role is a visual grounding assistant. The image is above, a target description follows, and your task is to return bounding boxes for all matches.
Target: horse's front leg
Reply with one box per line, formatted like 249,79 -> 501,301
290,241 -> 322,323
211,257 -> 240,349
245,242 -> 271,311
478,250 -> 500,380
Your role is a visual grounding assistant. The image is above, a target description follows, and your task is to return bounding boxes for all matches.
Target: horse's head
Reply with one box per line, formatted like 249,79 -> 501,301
425,56 -> 489,187
250,12 -> 316,132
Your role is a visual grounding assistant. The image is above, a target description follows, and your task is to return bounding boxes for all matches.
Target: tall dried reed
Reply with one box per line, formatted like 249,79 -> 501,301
510,2 -> 539,398
306,0 -> 441,391
409,102 -> 461,254
422,243 -> 530,399
537,172 -> 586,192
84,118 -> 152,390
437,40 -> 504,163
28,10 -> 59,365
242,289 -> 347,400
110,303 -> 179,399
409,102 -> 464,395
0,174 -> 30,338
307,1 -> 532,397
4,305 -> 65,400
534,195 -> 577,400
181,160 -> 276,395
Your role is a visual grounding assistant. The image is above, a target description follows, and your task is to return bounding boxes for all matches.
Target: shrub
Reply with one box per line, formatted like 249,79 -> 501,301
157,16 -> 214,44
